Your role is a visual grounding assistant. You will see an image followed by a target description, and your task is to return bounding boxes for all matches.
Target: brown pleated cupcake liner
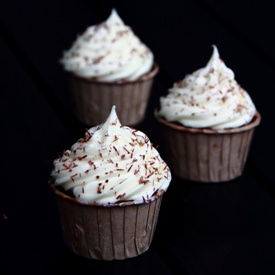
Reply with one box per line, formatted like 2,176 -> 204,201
69,63 -> 159,126
155,111 -> 261,182
50,183 -> 163,260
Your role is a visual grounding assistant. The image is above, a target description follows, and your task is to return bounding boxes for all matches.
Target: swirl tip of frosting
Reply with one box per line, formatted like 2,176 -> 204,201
110,104 -> 117,118
211,44 -> 218,53
109,8 -> 124,24
103,105 -> 121,127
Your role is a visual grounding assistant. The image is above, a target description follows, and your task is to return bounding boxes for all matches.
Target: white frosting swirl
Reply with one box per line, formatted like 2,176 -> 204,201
50,106 -> 171,205
60,9 -> 154,82
158,45 -> 256,129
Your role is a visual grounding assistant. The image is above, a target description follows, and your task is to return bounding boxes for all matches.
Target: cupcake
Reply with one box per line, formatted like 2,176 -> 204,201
61,9 -> 159,126
155,45 -> 261,182
49,106 -> 171,260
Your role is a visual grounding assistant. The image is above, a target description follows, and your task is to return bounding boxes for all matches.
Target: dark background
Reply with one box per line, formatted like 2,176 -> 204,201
1,0 -> 275,274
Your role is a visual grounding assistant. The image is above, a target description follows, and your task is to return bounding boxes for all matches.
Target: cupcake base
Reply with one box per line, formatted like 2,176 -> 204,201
50,183 -> 163,260
155,111 -> 261,182
69,63 -> 159,126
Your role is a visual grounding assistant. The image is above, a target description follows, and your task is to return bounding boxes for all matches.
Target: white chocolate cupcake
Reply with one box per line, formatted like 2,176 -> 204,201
50,106 -> 171,260
61,9 -> 159,126
155,45 -> 261,182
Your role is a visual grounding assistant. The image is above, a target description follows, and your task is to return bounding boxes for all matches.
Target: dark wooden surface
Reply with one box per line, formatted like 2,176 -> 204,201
1,1 -> 275,274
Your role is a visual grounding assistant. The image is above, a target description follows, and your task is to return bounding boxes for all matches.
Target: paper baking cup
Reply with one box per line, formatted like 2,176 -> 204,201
155,111 -> 261,182
50,183 -> 163,260
69,63 -> 159,126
